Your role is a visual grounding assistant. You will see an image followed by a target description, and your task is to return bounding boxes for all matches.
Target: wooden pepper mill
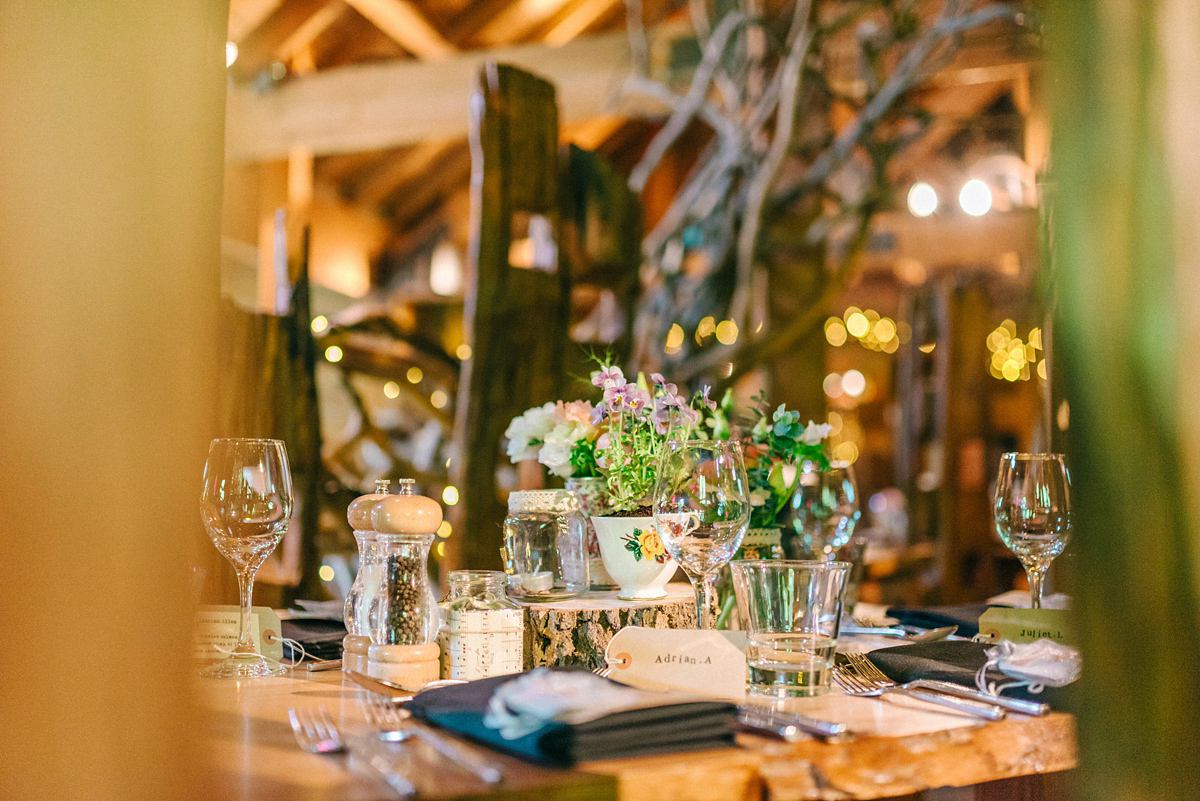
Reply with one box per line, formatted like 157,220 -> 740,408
364,478 -> 443,690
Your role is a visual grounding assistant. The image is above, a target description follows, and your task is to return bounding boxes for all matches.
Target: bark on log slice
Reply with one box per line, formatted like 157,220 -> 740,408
518,584 -> 697,670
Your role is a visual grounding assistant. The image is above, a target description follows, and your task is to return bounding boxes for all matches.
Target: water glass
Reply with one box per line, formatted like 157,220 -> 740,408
730,560 -> 850,697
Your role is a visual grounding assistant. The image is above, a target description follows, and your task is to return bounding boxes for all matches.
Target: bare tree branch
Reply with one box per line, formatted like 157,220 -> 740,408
628,11 -> 750,192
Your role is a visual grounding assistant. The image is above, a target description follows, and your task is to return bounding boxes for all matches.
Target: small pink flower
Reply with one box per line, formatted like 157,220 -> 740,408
592,365 -> 626,389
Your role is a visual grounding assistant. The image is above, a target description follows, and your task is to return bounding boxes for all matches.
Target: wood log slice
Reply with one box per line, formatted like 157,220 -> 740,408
518,584 -> 698,670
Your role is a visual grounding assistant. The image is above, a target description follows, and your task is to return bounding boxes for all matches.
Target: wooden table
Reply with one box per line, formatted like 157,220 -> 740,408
199,669 -> 1076,800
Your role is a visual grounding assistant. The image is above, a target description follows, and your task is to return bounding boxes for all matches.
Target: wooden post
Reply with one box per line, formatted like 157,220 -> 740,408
451,64 -> 570,570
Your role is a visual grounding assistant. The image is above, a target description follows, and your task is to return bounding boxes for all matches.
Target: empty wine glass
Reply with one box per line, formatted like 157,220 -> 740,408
993,453 -> 1071,609
785,461 -> 860,559
200,438 -> 293,678
653,440 -> 750,629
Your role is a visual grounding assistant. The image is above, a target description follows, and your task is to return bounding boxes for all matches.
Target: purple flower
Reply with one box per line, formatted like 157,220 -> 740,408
589,401 -> 607,425
592,365 -> 626,390
698,385 -> 717,412
650,372 -> 666,387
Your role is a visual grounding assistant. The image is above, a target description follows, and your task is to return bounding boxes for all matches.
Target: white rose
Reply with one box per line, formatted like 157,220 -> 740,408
801,421 -> 833,445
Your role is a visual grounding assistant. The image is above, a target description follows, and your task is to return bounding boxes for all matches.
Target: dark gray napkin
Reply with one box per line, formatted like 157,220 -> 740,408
867,640 -> 1069,708
884,603 -> 1007,638
405,669 -> 737,765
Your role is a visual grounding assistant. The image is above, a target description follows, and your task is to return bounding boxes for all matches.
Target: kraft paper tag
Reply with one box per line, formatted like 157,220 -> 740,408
603,627 -> 747,701
194,605 -> 284,661
977,607 -> 1074,646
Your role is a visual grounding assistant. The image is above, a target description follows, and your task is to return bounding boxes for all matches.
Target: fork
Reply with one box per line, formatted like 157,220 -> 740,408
842,653 -> 1048,716
833,658 -> 1006,721
362,694 -> 503,785
288,705 -> 416,797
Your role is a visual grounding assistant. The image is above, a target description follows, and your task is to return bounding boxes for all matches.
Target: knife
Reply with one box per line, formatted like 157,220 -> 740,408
906,679 -> 1050,716
736,704 -> 849,741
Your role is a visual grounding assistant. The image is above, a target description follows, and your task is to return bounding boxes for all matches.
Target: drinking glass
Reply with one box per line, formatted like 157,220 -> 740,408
993,452 -> 1072,609
731,560 -> 850,697
653,440 -> 750,629
785,460 -> 860,559
200,438 -> 293,678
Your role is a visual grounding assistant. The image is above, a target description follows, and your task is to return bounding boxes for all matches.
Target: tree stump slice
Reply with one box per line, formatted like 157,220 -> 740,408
518,584 -> 697,670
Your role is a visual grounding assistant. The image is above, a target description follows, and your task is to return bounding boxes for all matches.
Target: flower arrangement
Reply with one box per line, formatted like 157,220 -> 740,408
716,393 -> 833,530
504,400 -> 600,479
590,365 -> 714,514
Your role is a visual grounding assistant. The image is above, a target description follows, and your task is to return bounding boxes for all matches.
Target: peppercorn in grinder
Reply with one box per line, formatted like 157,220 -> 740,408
363,478 -> 442,690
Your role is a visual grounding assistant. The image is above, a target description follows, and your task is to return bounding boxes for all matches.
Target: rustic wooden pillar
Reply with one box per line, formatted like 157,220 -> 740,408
450,63 -> 570,570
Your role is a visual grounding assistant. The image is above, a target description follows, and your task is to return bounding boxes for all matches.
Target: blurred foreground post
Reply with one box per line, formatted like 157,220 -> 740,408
1051,2 -> 1200,797
0,3 -> 227,799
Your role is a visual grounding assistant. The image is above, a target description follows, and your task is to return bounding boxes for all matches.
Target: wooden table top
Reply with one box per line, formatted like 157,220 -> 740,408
198,668 -> 1076,801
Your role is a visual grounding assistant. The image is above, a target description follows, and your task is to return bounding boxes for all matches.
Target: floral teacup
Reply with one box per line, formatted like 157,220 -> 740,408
591,516 -> 678,600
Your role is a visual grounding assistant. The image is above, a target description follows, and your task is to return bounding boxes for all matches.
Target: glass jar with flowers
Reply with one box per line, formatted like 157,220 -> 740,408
587,365 -> 715,600
503,399 -> 616,588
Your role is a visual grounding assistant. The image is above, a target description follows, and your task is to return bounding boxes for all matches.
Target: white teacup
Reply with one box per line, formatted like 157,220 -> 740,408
590,516 -> 678,600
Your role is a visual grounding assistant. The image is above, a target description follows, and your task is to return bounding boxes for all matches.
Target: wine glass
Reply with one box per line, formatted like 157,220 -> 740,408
200,438 -> 293,678
993,453 -> 1071,609
653,440 -> 750,629
785,461 -> 860,559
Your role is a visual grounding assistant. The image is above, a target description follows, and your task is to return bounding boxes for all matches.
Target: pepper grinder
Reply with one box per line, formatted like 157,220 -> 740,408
366,478 -> 442,690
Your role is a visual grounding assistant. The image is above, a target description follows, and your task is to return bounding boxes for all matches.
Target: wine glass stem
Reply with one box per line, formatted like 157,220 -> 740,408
235,568 -> 258,652
692,572 -> 717,630
1026,564 -> 1047,610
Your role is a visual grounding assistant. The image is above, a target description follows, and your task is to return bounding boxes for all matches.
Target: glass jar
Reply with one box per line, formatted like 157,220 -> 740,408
437,570 -> 524,680
565,476 -> 617,591
368,479 -> 440,646
502,489 -> 588,601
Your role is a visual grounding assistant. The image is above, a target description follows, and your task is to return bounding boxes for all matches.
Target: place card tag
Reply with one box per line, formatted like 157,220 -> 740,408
603,626 -> 747,701
977,607 -> 1074,646
194,605 -> 284,661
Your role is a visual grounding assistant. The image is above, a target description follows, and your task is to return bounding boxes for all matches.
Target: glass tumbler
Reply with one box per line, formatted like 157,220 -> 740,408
731,559 -> 850,698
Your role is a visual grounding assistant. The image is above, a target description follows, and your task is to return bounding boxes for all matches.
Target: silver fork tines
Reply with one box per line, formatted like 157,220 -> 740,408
288,706 -> 345,754
288,705 -> 416,797
362,693 -> 503,785
834,656 -> 1005,721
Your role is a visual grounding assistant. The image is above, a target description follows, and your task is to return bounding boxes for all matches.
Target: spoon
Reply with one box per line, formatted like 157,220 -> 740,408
840,624 -> 959,642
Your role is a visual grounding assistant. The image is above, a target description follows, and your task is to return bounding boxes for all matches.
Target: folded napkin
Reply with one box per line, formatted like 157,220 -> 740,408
405,668 -> 737,765
867,640 -> 1070,708
884,603 -> 1008,638
280,618 -> 346,661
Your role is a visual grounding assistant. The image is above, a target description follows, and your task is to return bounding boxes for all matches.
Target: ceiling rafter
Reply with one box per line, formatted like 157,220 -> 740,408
228,0 -> 284,42
274,0 -> 345,69
343,0 -> 457,60
543,0 -> 621,46
348,140 -> 462,207
474,0 -> 573,47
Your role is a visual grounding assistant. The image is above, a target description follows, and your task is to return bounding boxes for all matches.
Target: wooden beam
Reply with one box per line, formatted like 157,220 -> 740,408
346,139 -> 459,207
474,0 -> 572,47
342,0 -> 456,60
543,0 -> 620,45
274,0 -> 344,66
226,29 -> 677,161
228,0 -> 283,42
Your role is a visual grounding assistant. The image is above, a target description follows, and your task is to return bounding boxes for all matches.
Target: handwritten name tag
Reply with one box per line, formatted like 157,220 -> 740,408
978,607 -> 1074,646
603,627 -> 747,701
194,605 -> 284,662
